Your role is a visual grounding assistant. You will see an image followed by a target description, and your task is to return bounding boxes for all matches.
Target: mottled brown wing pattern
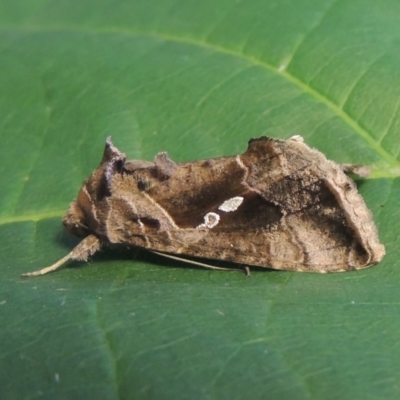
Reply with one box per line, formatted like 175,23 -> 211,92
101,136 -> 384,273
22,135 -> 385,277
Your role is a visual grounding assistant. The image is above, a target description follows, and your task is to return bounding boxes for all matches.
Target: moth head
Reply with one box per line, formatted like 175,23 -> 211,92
62,138 -> 127,238
62,200 -> 91,237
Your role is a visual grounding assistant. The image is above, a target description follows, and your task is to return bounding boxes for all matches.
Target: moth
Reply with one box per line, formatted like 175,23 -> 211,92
23,135 -> 385,277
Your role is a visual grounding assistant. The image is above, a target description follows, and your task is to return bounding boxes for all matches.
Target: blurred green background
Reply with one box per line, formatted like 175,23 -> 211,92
0,0 -> 399,399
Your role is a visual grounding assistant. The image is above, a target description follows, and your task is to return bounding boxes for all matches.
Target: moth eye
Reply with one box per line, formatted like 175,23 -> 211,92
75,222 -> 88,230
63,218 -> 90,238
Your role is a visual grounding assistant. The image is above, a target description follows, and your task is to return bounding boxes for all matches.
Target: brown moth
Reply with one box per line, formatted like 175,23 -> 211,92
22,135 -> 385,277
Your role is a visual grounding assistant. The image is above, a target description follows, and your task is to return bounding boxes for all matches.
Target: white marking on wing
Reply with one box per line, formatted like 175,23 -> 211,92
218,196 -> 244,212
197,212 -> 220,229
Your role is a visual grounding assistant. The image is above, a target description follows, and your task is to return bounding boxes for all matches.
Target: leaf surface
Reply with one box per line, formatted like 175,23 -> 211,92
1,1 -> 400,399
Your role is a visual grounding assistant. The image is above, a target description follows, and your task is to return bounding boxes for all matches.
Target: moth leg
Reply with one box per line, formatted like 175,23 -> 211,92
244,266 -> 251,277
150,251 -> 242,272
341,164 -> 370,178
22,234 -> 101,277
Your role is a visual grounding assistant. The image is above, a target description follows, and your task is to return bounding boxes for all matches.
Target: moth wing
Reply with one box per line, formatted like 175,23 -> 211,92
107,136 -> 383,273
151,189 -> 369,273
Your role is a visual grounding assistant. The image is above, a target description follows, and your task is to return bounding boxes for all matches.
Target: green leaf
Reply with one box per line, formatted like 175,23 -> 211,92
1,0 -> 399,398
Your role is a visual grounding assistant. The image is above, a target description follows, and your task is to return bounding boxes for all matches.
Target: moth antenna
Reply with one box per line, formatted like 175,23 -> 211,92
22,234 -> 101,277
150,250 -> 245,273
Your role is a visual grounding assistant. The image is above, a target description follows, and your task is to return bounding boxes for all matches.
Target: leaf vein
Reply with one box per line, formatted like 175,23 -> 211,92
280,0 -> 339,71
195,65 -> 252,108
340,52 -> 387,110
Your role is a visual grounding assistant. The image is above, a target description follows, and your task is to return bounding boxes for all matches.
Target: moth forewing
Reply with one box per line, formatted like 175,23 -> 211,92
22,135 -> 385,277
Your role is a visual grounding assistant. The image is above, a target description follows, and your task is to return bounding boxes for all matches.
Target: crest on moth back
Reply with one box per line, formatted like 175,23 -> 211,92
22,135 -> 385,277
